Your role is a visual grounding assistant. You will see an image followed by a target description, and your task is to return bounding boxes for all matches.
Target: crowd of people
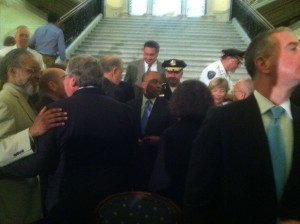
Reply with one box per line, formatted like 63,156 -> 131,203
0,23 -> 300,224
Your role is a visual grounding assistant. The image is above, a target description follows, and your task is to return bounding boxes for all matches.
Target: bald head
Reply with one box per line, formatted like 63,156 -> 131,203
39,68 -> 67,100
233,78 -> 254,101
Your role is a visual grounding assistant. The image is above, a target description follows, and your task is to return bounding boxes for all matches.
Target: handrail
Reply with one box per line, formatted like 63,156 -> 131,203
57,0 -> 103,47
59,0 -> 89,24
231,0 -> 274,39
243,1 -> 274,29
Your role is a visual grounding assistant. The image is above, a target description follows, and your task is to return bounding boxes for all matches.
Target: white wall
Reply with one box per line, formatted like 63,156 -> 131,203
0,0 -> 46,46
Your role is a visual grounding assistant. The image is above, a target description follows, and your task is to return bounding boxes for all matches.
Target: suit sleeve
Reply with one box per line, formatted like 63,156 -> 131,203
0,128 -> 56,177
0,101 -> 34,167
124,62 -> 138,85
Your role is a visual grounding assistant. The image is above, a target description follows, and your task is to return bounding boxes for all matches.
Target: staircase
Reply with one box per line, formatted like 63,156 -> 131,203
72,16 -> 250,82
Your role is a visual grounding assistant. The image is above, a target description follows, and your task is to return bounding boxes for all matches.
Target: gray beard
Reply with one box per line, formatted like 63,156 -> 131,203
22,82 -> 39,96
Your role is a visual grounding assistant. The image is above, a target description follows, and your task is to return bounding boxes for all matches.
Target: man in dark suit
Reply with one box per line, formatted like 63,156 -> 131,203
127,71 -> 173,189
100,54 -> 124,101
161,59 -> 186,101
124,40 -> 165,87
183,27 -> 300,224
100,54 -> 134,102
2,55 -> 138,223
35,67 -> 67,111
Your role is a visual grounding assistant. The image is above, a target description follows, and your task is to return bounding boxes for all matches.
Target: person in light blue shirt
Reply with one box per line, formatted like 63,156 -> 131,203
29,12 -> 66,67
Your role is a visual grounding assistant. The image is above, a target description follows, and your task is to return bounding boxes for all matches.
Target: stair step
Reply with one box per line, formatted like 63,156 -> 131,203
71,17 -> 250,83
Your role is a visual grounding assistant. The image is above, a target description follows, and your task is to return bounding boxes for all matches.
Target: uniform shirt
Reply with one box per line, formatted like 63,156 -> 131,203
200,60 -> 233,90
0,45 -> 45,69
29,23 -> 66,61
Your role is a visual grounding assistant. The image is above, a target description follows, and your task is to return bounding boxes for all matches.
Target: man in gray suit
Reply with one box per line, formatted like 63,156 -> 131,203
124,40 -> 165,87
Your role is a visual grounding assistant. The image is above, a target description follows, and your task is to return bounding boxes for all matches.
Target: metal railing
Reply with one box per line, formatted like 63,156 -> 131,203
230,0 -> 274,39
58,0 -> 103,47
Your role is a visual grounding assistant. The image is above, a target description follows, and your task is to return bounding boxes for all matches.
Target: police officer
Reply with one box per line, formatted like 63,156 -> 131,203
200,48 -> 244,91
161,59 -> 187,100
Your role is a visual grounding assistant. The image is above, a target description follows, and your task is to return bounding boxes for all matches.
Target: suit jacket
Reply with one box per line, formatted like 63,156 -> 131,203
161,82 -> 173,101
127,96 -> 172,138
149,119 -> 203,207
183,94 -> 300,224
3,88 -> 138,221
127,96 -> 173,189
102,77 -> 124,102
0,83 -> 42,223
291,85 -> 300,107
124,59 -> 165,86
35,95 -> 55,112
119,81 -> 135,102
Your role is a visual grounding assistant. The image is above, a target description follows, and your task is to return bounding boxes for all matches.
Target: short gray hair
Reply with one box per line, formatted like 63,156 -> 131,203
66,55 -> 103,87
99,55 -> 123,73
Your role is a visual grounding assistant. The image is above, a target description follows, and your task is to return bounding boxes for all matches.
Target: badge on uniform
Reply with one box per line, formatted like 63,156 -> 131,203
207,71 -> 216,80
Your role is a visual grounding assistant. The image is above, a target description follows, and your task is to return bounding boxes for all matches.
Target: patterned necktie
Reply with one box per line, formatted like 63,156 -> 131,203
267,106 -> 285,200
141,99 -> 152,135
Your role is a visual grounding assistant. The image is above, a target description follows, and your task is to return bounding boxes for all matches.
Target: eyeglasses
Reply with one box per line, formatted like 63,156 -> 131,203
23,67 -> 41,74
234,57 -> 243,65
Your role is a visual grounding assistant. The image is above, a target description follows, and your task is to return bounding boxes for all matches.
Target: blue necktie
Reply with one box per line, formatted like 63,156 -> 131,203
141,99 -> 151,135
267,106 -> 285,200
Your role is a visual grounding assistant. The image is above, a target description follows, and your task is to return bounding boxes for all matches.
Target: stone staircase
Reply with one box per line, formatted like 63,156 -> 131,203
72,16 -> 250,82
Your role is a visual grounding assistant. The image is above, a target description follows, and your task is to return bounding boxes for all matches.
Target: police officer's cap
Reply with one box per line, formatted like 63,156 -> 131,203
222,48 -> 245,58
162,59 -> 187,72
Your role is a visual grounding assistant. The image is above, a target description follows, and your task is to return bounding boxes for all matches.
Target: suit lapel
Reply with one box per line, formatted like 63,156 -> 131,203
242,95 -> 276,188
17,96 -> 36,122
288,104 -> 300,178
157,61 -> 164,74
6,84 -> 36,122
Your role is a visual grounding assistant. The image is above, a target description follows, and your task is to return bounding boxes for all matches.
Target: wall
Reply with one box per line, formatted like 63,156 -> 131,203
0,0 -> 46,46
105,0 -> 126,18
104,0 -> 231,21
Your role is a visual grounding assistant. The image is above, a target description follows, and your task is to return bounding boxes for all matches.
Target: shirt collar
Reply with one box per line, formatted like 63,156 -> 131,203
217,60 -> 227,75
254,90 -> 292,119
142,94 -> 156,105
144,60 -> 158,71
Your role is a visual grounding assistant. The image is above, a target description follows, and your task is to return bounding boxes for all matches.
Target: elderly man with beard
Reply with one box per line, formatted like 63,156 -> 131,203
0,48 -> 67,223
161,59 -> 187,101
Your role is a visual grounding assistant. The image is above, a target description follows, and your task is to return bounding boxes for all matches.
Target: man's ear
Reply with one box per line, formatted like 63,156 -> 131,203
141,81 -> 147,90
70,76 -> 78,87
255,56 -> 272,74
48,80 -> 57,91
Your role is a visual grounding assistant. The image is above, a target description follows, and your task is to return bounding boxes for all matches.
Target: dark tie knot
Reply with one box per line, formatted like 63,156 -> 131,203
270,106 -> 284,119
